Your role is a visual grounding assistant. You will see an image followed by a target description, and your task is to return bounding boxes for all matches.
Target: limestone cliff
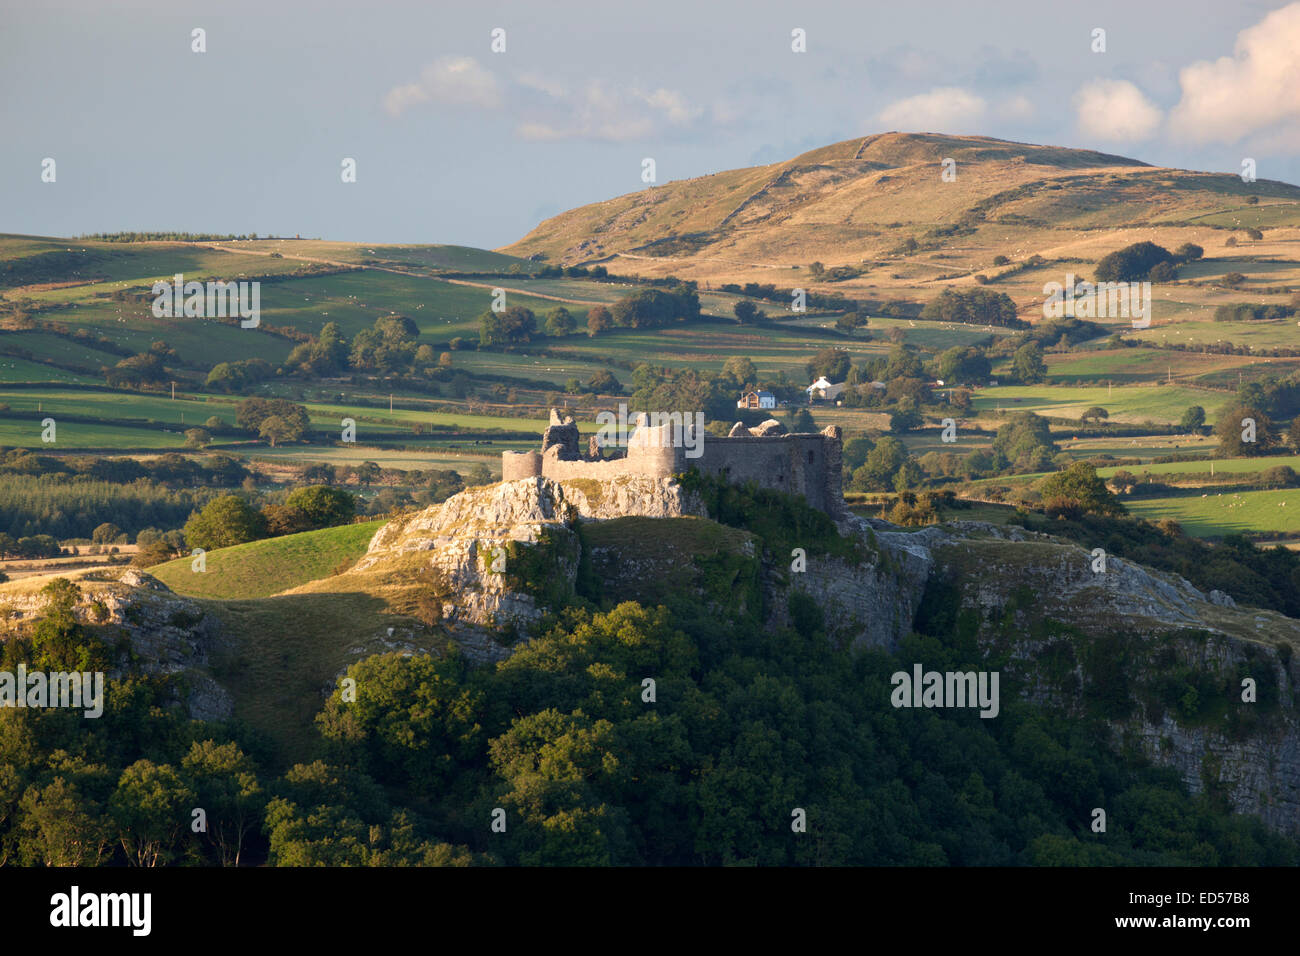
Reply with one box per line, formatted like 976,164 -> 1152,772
0,567 -> 232,720
356,476 -> 1300,835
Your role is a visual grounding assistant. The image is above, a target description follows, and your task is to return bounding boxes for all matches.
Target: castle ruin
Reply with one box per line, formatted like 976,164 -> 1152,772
502,410 -> 845,517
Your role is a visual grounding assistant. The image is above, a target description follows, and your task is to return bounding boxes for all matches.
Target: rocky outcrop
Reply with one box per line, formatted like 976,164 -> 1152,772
356,476 -> 1300,834
356,476 -> 706,645
0,568 -> 232,720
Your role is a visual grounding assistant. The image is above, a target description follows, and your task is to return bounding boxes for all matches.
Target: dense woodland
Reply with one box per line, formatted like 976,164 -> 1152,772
3,492 -> 1295,866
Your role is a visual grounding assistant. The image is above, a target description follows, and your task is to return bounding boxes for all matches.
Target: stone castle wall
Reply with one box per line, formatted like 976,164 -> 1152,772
502,412 -> 844,517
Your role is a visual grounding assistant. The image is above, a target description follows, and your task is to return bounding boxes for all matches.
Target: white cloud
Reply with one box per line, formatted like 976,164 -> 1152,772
876,87 -> 987,133
384,59 -> 706,142
515,80 -> 704,142
1167,1 -> 1300,146
517,73 -> 568,99
382,57 -> 501,116
1073,79 -> 1162,141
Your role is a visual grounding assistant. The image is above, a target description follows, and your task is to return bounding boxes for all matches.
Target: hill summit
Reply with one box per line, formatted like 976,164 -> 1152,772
499,131 -> 1299,283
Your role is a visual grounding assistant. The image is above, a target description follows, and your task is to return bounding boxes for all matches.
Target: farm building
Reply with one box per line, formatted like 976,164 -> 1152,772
737,390 -> 776,410
806,377 -> 845,402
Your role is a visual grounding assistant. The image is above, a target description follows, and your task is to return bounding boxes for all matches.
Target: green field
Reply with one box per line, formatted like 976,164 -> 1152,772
787,314 -> 995,351
971,384 -> 1229,425
1044,347 -> 1262,386
0,387 -> 585,451
151,520 -> 385,599
1125,489 -> 1300,537
0,357 -> 100,385
1132,318 -> 1300,352
249,446 -> 502,473
1095,455 -> 1300,479
200,238 -> 527,273
540,321 -> 881,378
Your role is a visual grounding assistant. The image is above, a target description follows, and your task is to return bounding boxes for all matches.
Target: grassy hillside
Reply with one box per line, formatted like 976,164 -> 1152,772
151,520 -> 385,599
496,132 -> 1300,327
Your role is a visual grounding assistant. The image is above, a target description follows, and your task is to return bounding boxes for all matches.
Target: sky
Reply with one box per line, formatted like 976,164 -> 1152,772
3,0 -> 1300,250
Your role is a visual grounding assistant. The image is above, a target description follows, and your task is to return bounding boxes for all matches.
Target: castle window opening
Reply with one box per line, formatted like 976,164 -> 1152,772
808,451 -> 815,464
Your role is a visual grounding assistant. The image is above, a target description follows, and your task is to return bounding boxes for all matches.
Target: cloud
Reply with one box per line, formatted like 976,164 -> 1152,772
515,80 -> 705,142
1167,2 -> 1300,146
1073,79 -> 1162,141
385,61 -> 707,142
382,56 -> 501,116
876,87 -> 987,133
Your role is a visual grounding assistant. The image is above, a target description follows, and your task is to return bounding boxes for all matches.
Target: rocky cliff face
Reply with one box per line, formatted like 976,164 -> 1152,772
11,475 -> 1296,835
0,567 -> 232,720
356,476 -> 1300,835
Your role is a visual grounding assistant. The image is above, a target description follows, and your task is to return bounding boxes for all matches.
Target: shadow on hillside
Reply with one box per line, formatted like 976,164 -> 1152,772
203,590 -> 444,765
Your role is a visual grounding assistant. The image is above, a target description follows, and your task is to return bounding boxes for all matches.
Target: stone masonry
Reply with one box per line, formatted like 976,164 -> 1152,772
502,409 -> 845,517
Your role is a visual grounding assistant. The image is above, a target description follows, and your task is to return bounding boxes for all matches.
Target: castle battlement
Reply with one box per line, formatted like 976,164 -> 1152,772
502,410 -> 844,517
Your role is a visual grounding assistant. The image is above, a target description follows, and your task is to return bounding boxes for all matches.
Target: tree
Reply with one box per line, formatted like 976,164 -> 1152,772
204,415 -> 224,429
889,397 -> 923,433
586,370 -> 620,394
783,408 -> 816,432
992,412 -> 1057,471
1179,405 -> 1206,434
1148,261 -> 1177,282
921,288 -> 1022,327
1174,243 -> 1203,262
184,495 -> 268,550
285,485 -> 356,528
261,503 -> 313,537
936,346 -> 990,385
720,356 -> 758,388
344,461 -> 378,489
315,652 -> 483,790
1214,403 -> 1277,456
1012,342 -> 1047,384
545,307 -> 577,337
110,760 -> 195,867
808,261 -> 824,277
733,300 -> 763,324
184,427 -> 212,449
1245,227 -> 1264,241
258,416 -> 298,447
106,352 -> 168,388
237,398 -> 309,438
17,778 -> 112,867
852,436 -> 907,491
842,435 -> 875,470
182,740 -> 265,867
1038,462 -> 1125,518
1080,406 -> 1109,424
610,287 -> 700,328
587,306 -> 613,337
806,348 -> 851,383
286,321 -> 350,375
92,522 -> 121,544
1094,241 -> 1174,283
